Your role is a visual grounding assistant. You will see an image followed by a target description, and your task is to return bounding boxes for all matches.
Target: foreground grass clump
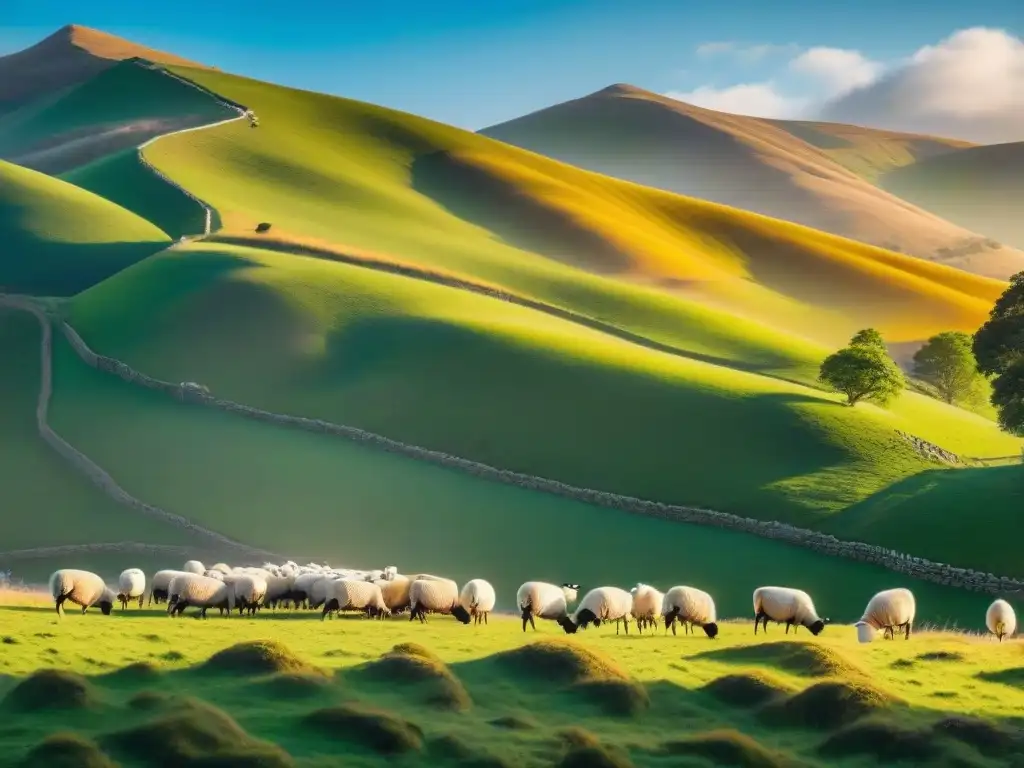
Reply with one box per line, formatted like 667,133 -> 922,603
18,732 -> 116,768
200,639 -> 326,677
303,702 -> 424,754
659,728 -> 798,767
695,640 -> 864,678
701,671 -> 795,708
355,642 -> 472,711
761,678 -> 899,730
3,668 -> 100,712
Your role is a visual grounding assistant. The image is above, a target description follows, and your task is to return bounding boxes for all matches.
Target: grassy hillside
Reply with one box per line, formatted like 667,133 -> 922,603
0,24 -> 205,113
0,159 -> 169,295
56,243 -> 1023,577
0,60 -> 235,175
117,66 -> 1007,352
480,84 -> 1024,279
881,142 -> 1024,252
0,307 -> 210,562
0,600 -> 1022,768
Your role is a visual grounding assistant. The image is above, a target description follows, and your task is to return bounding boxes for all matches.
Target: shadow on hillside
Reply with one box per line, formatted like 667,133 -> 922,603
0,240 -> 171,297
410,150 -> 633,274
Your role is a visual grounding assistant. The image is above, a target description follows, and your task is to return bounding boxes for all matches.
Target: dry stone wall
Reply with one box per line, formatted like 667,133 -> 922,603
57,319 -> 1024,597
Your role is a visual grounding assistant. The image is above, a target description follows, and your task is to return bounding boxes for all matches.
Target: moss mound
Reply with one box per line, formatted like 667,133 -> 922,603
495,640 -> 627,684
102,699 -> 292,766
429,733 -> 475,760
703,672 -> 793,708
932,715 -> 1024,757
102,661 -> 161,684
696,642 -> 859,678
917,650 -> 965,662
977,667 -> 1024,688
890,658 -> 916,670
555,727 -> 602,750
490,714 -> 536,730
201,640 -> 321,677
761,680 -> 897,730
357,645 -> 471,711
571,678 -> 650,717
661,729 -> 795,767
303,703 -> 423,754
19,732 -> 116,768
557,744 -> 635,768
819,720 -> 938,761
4,669 -> 99,712
127,690 -> 168,711
247,672 -> 332,699
2,636 -> 18,645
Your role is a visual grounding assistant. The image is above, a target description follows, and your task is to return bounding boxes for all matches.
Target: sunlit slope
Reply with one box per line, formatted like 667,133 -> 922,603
0,60 -> 235,175
0,24 -> 205,113
480,84 -> 1023,279
765,118 -> 972,181
881,142 -> 1024,252
0,307 -> 205,556
0,159 -> 169,295
138,66 -> 1006,347
67,243 -> 1020,532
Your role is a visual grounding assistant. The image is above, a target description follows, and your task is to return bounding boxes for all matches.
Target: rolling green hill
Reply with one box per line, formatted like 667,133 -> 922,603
0,159 -> 169,296
881,142 -> 1024,252
480,84 -> 1024,279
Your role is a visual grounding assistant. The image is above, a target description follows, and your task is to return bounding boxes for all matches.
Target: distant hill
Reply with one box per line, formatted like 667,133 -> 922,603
881,142 -> 1024,253
0,24 -> 206,113
0,158 -> 169,295
480,84 -> 1024,279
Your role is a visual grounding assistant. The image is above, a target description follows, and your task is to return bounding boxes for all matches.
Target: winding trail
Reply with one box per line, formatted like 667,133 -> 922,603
0,295 -> 285,563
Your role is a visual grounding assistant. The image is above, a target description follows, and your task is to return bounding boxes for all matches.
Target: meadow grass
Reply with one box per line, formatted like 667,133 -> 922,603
0,159 -> 169,295
0,594 -> 1021,767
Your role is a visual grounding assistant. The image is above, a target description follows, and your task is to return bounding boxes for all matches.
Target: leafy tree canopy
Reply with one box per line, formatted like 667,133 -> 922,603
819,331 -> 905,406
913,331 -> 983,405
975,272 -> 1024,433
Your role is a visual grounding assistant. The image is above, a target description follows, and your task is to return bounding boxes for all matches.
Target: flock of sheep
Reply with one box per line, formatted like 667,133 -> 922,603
47,561 -> 1019,643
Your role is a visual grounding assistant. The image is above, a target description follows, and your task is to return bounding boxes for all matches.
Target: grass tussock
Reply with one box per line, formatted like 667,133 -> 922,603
2,636 -> 18,645
102,699 -> 292,766
246,671 -> 333,699
702,672 -> 794,708
917,650 -> 966,662
819,720 -> 939,761
302,703 -> 423,754
357,644 -> 471,711
761,679 -> 898,730
127,690 -> 168,710
555,727 -> 602,750
200,639 -> 322,677
100,660 -> 161,684
18,732 -> 116,768
696,641 -> 861,678
557,744 -> 635,768
932,715 -> 1024,757
489,714 -> 536,730
3,669 -> 99,712
429,733 -> 475,760
571,678 -> 650,717
494,640 -> 627,684
661,729 -> 798,768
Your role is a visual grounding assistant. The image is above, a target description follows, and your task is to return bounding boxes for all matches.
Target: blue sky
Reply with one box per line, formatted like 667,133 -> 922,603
3,0 -> 1022,130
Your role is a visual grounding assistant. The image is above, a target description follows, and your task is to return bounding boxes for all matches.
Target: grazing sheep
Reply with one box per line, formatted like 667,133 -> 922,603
209,562 -> 232,575
149,569 -> 188,606
662,586 -> 719,638
263,575 -> 295,609
306,576 -> 339,610
753,586 -> 828,636
986,599 -> 1017,642
167,573 -> 235,619
290,572 -> 327,609
49,569 -> 115,616
232,574 -> 268,616
517,581 -> 579,632
182,560 -> 205,575
459,579 -> 496,626
562,586 -> 633,635
321,579 -> 390,620
117,568 -> 146,610
203,569 -> 225,581
372,574 -> 412,615
855,588 -> 916,642
630,583 -> 664,634
409,577 -> 471,624
382,565 -> 398,581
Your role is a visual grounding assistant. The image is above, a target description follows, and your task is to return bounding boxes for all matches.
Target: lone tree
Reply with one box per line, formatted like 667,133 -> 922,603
973,272 -> 1024,433
819,328 -> 905,406
913,331 -> 984,405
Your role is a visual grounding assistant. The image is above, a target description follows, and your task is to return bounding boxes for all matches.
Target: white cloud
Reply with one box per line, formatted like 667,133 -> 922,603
817,28 -> 1024,143
695,41 -> 799,63
664,82 -> 806,118
789,47 -> 884,97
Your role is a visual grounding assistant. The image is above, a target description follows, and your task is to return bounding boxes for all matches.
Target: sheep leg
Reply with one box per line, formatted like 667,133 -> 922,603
785,621 -> 791,635
484,612 -> 489,625
624,618 -> 629,635
904,623 -> 912,640
54,594 -> 67,616
138,595 -> 144,609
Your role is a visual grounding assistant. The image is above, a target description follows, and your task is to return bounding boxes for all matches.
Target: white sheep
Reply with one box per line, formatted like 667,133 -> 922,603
49,569 -> 115,616
563,586 -> 633,634
263,575 -> 295,609
986,599 -> 1017,642
209,562 -> 232,574
855,588 -> 916,642
203,569 -> 225,581
662,586 -> 719,638
116,568 -> 146,610
409,577 -> 471,624
321,579 -> 390,620
459,579 -> 496,626
290,572 -> 327,608
516,581 -> 579,632
753,586 -> 828,636
149,569 -> 188,606
232,574 -> 268,616
167,573 -> 235,619
182,560 -> 205,575
372,574 -> 412,615
382,565 -> 398,581
630,583 -> 664,634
